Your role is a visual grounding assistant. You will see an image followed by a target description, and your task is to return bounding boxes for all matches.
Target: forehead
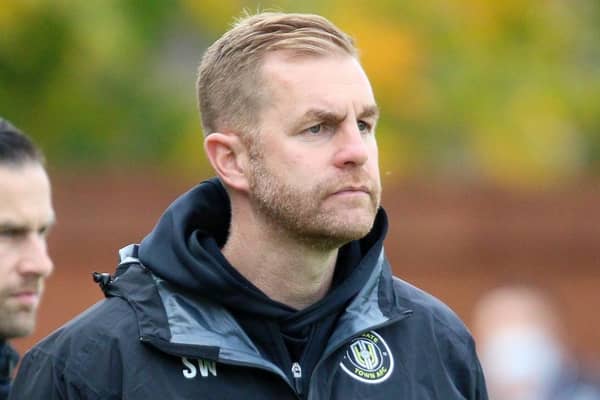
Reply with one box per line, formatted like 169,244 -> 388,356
0,163 -> 54,227
259,51 -> 376,120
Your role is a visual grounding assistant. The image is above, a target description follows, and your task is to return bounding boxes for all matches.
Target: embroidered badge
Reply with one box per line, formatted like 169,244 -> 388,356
339,330 -> 394,383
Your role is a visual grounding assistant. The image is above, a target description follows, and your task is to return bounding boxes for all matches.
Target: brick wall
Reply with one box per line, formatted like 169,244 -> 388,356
13,172 -> 600,364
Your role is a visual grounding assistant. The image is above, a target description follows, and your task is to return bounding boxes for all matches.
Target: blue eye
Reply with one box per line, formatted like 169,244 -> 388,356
358,121 -> 371,133
308,124 -> 322,134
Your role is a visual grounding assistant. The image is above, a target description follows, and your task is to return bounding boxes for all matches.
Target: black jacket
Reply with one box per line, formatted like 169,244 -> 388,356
10,179 -> 488,399
0,342 -> 18,400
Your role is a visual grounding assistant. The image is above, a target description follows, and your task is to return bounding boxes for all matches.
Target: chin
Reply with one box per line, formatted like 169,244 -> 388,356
2,315 -> 37,338
301,220 -> 374,250
336,225 -> 372,242
1,325 -> 35,339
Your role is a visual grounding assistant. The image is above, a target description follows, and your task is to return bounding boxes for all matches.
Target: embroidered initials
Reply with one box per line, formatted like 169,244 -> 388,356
181,357 -> 218,379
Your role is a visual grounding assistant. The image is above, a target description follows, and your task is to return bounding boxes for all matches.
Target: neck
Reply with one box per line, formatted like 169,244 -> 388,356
222,206 -> 339,310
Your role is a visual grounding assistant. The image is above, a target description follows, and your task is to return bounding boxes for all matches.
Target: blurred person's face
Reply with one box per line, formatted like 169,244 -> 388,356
245,52 -> 381,248
472,288 -> 567,400
0,163 -> 54,339
480,326 -> 563,400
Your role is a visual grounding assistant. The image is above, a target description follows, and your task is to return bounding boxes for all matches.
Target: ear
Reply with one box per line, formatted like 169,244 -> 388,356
204,132 -> 250,192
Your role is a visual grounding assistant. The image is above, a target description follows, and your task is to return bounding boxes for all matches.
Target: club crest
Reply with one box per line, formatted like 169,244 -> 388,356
340,330 -> 394,384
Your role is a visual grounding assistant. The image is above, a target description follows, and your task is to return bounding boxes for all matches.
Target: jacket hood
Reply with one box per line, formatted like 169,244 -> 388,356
138,177 -> 389,318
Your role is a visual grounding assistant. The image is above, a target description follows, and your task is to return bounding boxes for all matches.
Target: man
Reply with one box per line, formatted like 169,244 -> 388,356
11,13 -> 487,399
0,118 -> 54,400
473,286 -> 600,400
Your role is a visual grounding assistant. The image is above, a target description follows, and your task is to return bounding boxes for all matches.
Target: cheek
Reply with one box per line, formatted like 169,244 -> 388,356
0,262 -> 16,293
0,244 -> 23,275
366,142 -> 381,171
277,151 -> 314,177
0,245 -> 13,269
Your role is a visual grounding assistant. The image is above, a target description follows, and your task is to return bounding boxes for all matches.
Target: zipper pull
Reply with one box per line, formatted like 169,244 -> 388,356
291,361 -> 303,395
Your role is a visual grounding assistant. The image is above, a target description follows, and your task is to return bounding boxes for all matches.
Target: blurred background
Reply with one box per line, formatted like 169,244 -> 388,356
2,0 -> 599,387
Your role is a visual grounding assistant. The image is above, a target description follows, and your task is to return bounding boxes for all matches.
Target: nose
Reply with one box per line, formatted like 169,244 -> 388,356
18,233 -> 54,278
333,122 -> 370,168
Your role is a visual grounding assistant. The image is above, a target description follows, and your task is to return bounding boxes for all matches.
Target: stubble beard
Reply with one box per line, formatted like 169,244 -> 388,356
0,297 -> 37,339
246,148 -> 381,251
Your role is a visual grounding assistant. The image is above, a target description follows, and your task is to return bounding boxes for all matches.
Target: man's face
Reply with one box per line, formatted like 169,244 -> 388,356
246,52 -> 381,249
0,163 -> 54,339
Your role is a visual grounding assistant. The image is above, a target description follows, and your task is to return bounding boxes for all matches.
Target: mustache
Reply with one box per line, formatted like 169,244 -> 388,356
326,173 -> 380,194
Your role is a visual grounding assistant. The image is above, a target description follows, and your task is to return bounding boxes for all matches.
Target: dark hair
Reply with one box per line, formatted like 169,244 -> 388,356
0,118 -> 45,166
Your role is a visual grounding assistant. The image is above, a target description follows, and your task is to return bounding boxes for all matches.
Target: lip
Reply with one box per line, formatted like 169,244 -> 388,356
332,186 -> 370,195
11,291 -> 40,306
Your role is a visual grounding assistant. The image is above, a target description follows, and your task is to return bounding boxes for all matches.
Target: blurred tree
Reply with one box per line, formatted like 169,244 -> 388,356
0,0 -> 598,186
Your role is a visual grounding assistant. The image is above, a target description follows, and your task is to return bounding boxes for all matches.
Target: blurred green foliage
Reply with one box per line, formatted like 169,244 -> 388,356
1,0 -> 599,186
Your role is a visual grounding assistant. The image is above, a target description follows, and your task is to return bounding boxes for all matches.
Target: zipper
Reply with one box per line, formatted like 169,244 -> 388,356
291,362 -> 303,395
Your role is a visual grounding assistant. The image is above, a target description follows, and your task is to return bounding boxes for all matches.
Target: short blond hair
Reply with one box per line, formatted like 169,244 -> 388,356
196,12 -> 357,137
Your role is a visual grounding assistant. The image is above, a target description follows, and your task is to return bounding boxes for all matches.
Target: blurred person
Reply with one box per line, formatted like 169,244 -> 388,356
0,118 -> 54,400
10,12 -> 487,399
472,285 -> 600,400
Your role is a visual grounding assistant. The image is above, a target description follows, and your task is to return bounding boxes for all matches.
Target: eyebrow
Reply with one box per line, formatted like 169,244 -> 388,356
0,222 -> 27,233
0,217 -> 56,232
299,109 -> 346,127
358,104 -> 380,120
295,104 -> 380,129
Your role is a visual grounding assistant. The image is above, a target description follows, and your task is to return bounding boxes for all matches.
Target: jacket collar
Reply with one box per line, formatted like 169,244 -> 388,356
108,244 -> 410,363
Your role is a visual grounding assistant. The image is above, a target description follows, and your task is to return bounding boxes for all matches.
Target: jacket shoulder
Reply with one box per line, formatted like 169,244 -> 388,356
11,297 -> 138,400
388,277 -> 488,399
391,276 -> 474,345
41,295 -> 138,352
